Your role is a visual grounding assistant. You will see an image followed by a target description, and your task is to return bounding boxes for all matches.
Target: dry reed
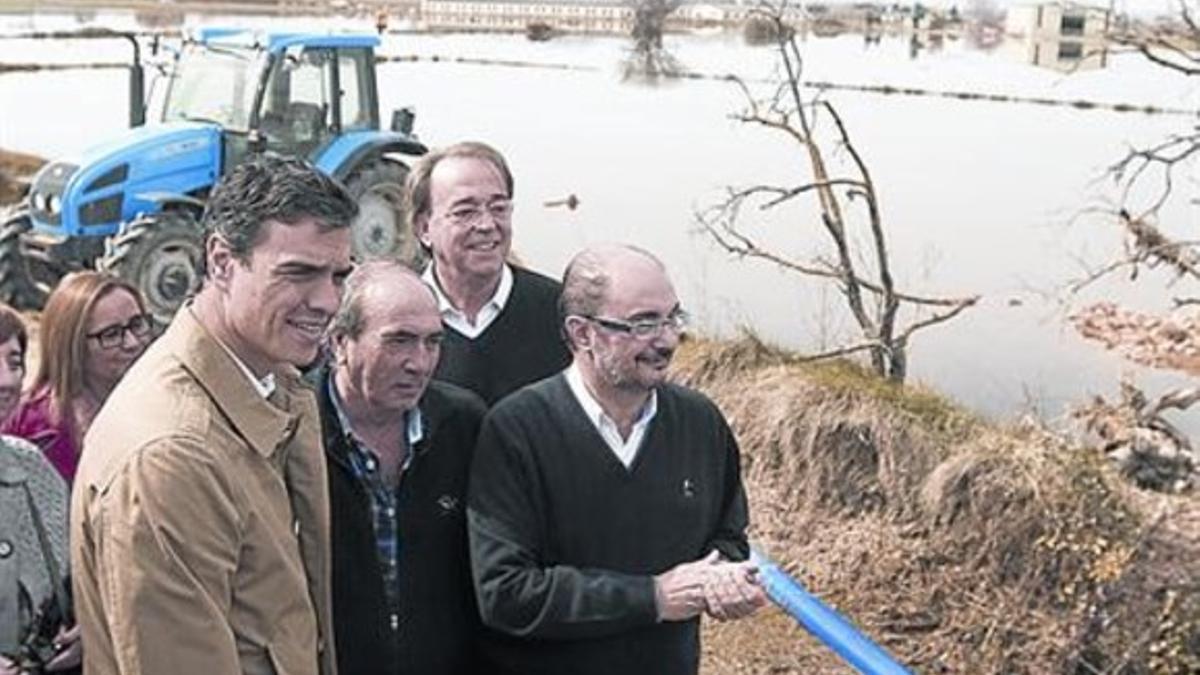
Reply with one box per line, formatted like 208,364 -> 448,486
677,334 -> 1199,674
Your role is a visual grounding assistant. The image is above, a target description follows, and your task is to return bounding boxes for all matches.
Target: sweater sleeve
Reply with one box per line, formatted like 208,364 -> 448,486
706,412 -> 751,562
468,411 -> 660,640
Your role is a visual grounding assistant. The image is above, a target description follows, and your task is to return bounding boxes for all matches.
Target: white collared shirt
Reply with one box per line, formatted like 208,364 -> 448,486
192,307 -> 276,399
564,364 -> 658,469
421,263 -> 514,339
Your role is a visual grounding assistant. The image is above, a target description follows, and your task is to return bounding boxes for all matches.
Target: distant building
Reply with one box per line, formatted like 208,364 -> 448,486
421,0 -> 631,33
1005,2 -> 1110,40
1005,2 -> 1111,72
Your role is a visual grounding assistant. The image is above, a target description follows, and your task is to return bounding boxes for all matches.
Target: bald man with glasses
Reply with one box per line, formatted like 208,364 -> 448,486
467,243 -> 765,675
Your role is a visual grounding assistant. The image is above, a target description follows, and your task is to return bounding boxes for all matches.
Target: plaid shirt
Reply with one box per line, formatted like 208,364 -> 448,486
327,377 -> 423,629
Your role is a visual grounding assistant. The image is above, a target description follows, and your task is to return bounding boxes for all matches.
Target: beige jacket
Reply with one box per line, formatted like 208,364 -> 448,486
71,308 -> 336,675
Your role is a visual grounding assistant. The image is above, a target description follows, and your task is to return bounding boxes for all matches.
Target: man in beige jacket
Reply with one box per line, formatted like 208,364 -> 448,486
71,155 -> 357,675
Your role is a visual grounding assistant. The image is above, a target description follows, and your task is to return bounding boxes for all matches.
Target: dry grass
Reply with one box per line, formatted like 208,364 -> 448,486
674,334 -> 1199,674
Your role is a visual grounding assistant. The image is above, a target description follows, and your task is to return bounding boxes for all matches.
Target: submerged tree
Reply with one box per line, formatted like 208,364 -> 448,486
623,0 -> 683,80
696,7 -> 977,383
1067,2 -> 1200,491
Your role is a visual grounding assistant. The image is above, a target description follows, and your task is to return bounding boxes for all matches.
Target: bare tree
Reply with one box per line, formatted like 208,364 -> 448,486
696,7 -> 977,383
1067,2 -> 1200,490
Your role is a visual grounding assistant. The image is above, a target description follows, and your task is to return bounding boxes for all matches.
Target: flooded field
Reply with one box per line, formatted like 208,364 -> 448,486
0,8 -> 1196,428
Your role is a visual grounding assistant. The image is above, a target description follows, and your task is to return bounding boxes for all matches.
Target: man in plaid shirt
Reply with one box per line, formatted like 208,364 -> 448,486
314,260 -> 488,674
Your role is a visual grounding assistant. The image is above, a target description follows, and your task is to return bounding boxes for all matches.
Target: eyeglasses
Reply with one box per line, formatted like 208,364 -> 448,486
584,310 -> 690,339
87,314 -> 153,350
441,199 -> 514,228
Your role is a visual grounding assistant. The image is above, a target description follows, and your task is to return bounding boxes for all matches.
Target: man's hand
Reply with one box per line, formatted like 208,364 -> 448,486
653,550 -> 720,622
702,560 -> 767,621
45,624 -> 82,671
0,654 -> 19,675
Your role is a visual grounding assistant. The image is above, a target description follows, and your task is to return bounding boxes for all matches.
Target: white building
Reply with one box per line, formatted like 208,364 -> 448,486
1005,2 -> 1111,72
1005,2 -> 1111,40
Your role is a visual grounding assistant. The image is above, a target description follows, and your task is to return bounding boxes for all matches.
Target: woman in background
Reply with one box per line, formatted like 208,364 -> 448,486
0,302 -> 80,673
2,271 -> 151,485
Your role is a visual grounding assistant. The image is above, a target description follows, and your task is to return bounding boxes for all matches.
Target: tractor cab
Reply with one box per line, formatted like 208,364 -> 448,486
163,29 -> 392,167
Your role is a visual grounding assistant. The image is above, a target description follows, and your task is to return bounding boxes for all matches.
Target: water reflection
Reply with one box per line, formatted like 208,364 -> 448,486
1013,35 -> 1108,72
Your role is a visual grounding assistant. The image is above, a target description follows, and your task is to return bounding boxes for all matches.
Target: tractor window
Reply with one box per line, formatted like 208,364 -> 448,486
259,47 -> 335,157
163,44 -> 259,130
338,49 -> 374,131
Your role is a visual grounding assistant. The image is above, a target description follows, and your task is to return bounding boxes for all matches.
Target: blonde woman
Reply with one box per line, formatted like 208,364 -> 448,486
2,272 -> 151,484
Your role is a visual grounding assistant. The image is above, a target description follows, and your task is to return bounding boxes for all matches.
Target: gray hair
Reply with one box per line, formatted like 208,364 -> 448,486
404,141 -> 514,241
558,243 -> 664,349
329,260 -> 433,340
201,154 -> 357,276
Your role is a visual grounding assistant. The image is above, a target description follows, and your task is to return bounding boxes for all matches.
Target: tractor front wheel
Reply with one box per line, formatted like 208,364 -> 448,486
0,207 -> 50,310
344,158 -> 423,267
99,212 -> 204,325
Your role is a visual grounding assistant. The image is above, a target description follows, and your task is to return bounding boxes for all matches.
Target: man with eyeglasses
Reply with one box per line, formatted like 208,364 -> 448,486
405,141 -> 571,405
71,155 -> 355,675
468,243 -> 765,675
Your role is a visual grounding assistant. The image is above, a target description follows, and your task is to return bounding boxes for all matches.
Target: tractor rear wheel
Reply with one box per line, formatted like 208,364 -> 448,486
99,211 -> 204,325
0,207 -> 50,310
343,158 -> 423,267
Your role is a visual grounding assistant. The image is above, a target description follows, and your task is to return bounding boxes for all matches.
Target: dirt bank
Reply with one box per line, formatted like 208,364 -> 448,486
676,334 -> 1198,673
0,148 -> 45,206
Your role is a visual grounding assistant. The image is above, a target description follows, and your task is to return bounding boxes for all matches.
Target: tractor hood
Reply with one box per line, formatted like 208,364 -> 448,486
29,122 -> 221,238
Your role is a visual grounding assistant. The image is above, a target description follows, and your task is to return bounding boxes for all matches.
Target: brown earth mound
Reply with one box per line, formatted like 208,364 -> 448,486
672,334 -> 1199,673
0,148 -> 46,205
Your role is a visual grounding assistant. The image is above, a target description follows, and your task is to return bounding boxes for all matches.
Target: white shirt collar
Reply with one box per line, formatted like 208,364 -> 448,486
564,363 -> 657,469
421,263 -> 513,339
196,307 -> 276,399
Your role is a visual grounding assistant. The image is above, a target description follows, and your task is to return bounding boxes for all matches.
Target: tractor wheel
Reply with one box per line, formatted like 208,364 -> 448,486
99,212 -> 204,325
343,158 -> 423,267
0,207 -> 50,310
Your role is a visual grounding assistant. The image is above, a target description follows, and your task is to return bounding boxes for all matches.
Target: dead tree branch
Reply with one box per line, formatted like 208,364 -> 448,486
697,6 -> 977,383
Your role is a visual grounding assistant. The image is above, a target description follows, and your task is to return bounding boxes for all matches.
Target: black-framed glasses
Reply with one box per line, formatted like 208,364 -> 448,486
87,314 -> 153,350
584,310 -> 689,339
441,199 -> 514,228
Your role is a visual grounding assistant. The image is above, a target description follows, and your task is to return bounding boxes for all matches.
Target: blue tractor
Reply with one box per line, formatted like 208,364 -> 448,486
1,27 -> 426,321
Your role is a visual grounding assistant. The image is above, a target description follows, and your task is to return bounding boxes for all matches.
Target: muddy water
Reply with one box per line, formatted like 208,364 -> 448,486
1,10 -> 1197,430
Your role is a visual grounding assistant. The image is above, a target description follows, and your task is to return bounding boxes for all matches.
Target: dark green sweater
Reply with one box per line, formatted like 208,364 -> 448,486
468,374 -> 750,675
433,267 -> 571,406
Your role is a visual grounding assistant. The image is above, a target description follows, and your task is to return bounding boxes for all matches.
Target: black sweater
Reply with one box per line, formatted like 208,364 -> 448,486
433,266 -> 571,405
468,374 -> 750,675
317,370 -> 488,675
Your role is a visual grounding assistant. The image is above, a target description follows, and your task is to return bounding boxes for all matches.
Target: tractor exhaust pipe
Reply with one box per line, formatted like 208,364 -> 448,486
121,33 -> 146,128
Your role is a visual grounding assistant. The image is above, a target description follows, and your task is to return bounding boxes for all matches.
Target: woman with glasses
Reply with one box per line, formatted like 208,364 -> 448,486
2,272 -> 152,485
0,301 -> 80,674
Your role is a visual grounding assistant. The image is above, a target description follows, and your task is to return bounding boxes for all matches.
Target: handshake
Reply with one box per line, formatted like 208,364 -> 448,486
653,550 -> 769,623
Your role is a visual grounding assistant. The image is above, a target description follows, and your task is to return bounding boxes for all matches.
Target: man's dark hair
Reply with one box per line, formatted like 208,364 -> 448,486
200,154 -> 358,275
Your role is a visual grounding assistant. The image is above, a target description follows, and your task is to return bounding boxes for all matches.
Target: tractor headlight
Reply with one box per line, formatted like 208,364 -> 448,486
47,195 -> 61,215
